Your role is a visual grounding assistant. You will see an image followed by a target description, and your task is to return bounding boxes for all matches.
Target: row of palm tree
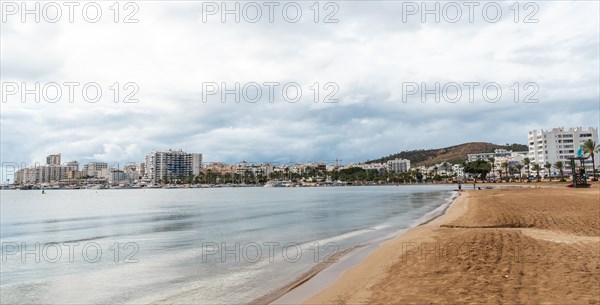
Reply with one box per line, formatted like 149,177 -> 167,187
513,157 -> 565,182
582,140 -> 600,181
492,140 -> 598,182
493,158 -> 567,182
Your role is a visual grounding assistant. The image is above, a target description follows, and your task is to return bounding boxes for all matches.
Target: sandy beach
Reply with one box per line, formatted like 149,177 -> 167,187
304,187 -> 600,304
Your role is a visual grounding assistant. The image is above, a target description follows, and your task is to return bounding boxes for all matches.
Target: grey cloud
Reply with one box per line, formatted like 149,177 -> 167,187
1,1 -> 599,173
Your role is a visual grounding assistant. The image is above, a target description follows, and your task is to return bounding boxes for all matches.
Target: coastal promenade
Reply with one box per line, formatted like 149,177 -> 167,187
304,186 -> 600,304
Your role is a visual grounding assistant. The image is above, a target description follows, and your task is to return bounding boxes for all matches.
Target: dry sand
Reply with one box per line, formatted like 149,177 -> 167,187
304,187 -> 600,305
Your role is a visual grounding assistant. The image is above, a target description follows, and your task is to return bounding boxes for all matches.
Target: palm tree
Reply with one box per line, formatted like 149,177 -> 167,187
554,161 -> 565,182
532,163 -> 542,182
461,161 -> 468,182
523,157 -> 531,182
544,162 -> 552,181
515,164 -> 524,182
582,140 -> 599,181
501,161 -> 509,181
442,162 -> 451,177
447,165 -> 455,179
488,157 -> 496,181
509,166 -> 518,181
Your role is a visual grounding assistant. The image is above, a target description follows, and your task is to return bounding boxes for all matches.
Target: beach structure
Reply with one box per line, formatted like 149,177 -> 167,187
569,157 -> 590,187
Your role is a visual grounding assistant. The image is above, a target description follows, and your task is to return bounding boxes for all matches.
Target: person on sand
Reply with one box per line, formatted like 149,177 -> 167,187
458,182 -> 462,191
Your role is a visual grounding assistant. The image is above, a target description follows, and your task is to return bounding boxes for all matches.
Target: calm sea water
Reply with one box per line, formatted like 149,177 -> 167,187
0,186 -> 455,304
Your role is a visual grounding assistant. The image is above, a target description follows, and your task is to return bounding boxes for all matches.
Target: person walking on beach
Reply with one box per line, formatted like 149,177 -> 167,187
458,182 -> 462,191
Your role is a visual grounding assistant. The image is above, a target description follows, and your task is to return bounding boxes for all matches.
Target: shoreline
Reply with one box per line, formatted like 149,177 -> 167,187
302,187 -> 600,304
248,247 -> 356,305
2,180 -> 583,191
267,190 -> 462,304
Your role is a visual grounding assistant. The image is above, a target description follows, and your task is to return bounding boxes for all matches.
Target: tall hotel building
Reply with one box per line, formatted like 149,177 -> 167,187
46,154 -> 61,165
528,127 -> 598,174
145,150 -> 203,183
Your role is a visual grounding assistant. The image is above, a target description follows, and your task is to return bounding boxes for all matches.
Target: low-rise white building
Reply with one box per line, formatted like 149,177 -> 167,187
452,164 -> 464,178
467,149 -> 527,162
358,163 -> 387,172
235,161 -> 273,176
106,169 -> 130,184
124,163 -> 145,181
82,162 -> 109,178
386,158 -> 411,173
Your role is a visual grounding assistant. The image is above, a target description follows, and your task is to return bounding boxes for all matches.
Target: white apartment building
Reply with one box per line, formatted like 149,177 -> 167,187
15,164 -> 69,184
528,127 -> 598,174
488,151 -> 529,171
66,161 -> 79,171
234,162 -> 274,177
358,163 -> 387,172
386,158 -> 411,173
46,154 -> 61,165
15,153 -> 70,184
452,164 -> 464,178
467,149 -> 528,162
106,169 -> 130,184
145,150 -> 203,183
432,162 -> 458,176
124,163 -> 145,181
82,162 -> 109,178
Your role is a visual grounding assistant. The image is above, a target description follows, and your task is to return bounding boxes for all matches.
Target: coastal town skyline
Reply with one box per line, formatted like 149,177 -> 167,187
6,126 -> 598,187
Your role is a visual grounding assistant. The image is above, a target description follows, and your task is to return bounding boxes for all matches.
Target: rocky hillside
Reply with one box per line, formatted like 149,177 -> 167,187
366,142 -> 528,166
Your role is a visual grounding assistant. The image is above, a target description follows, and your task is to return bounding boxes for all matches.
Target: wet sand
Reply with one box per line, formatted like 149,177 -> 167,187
303,187 -> 600,304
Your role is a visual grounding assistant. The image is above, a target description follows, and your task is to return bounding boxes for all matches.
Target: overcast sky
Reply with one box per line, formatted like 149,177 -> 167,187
1,0 -> 599,174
